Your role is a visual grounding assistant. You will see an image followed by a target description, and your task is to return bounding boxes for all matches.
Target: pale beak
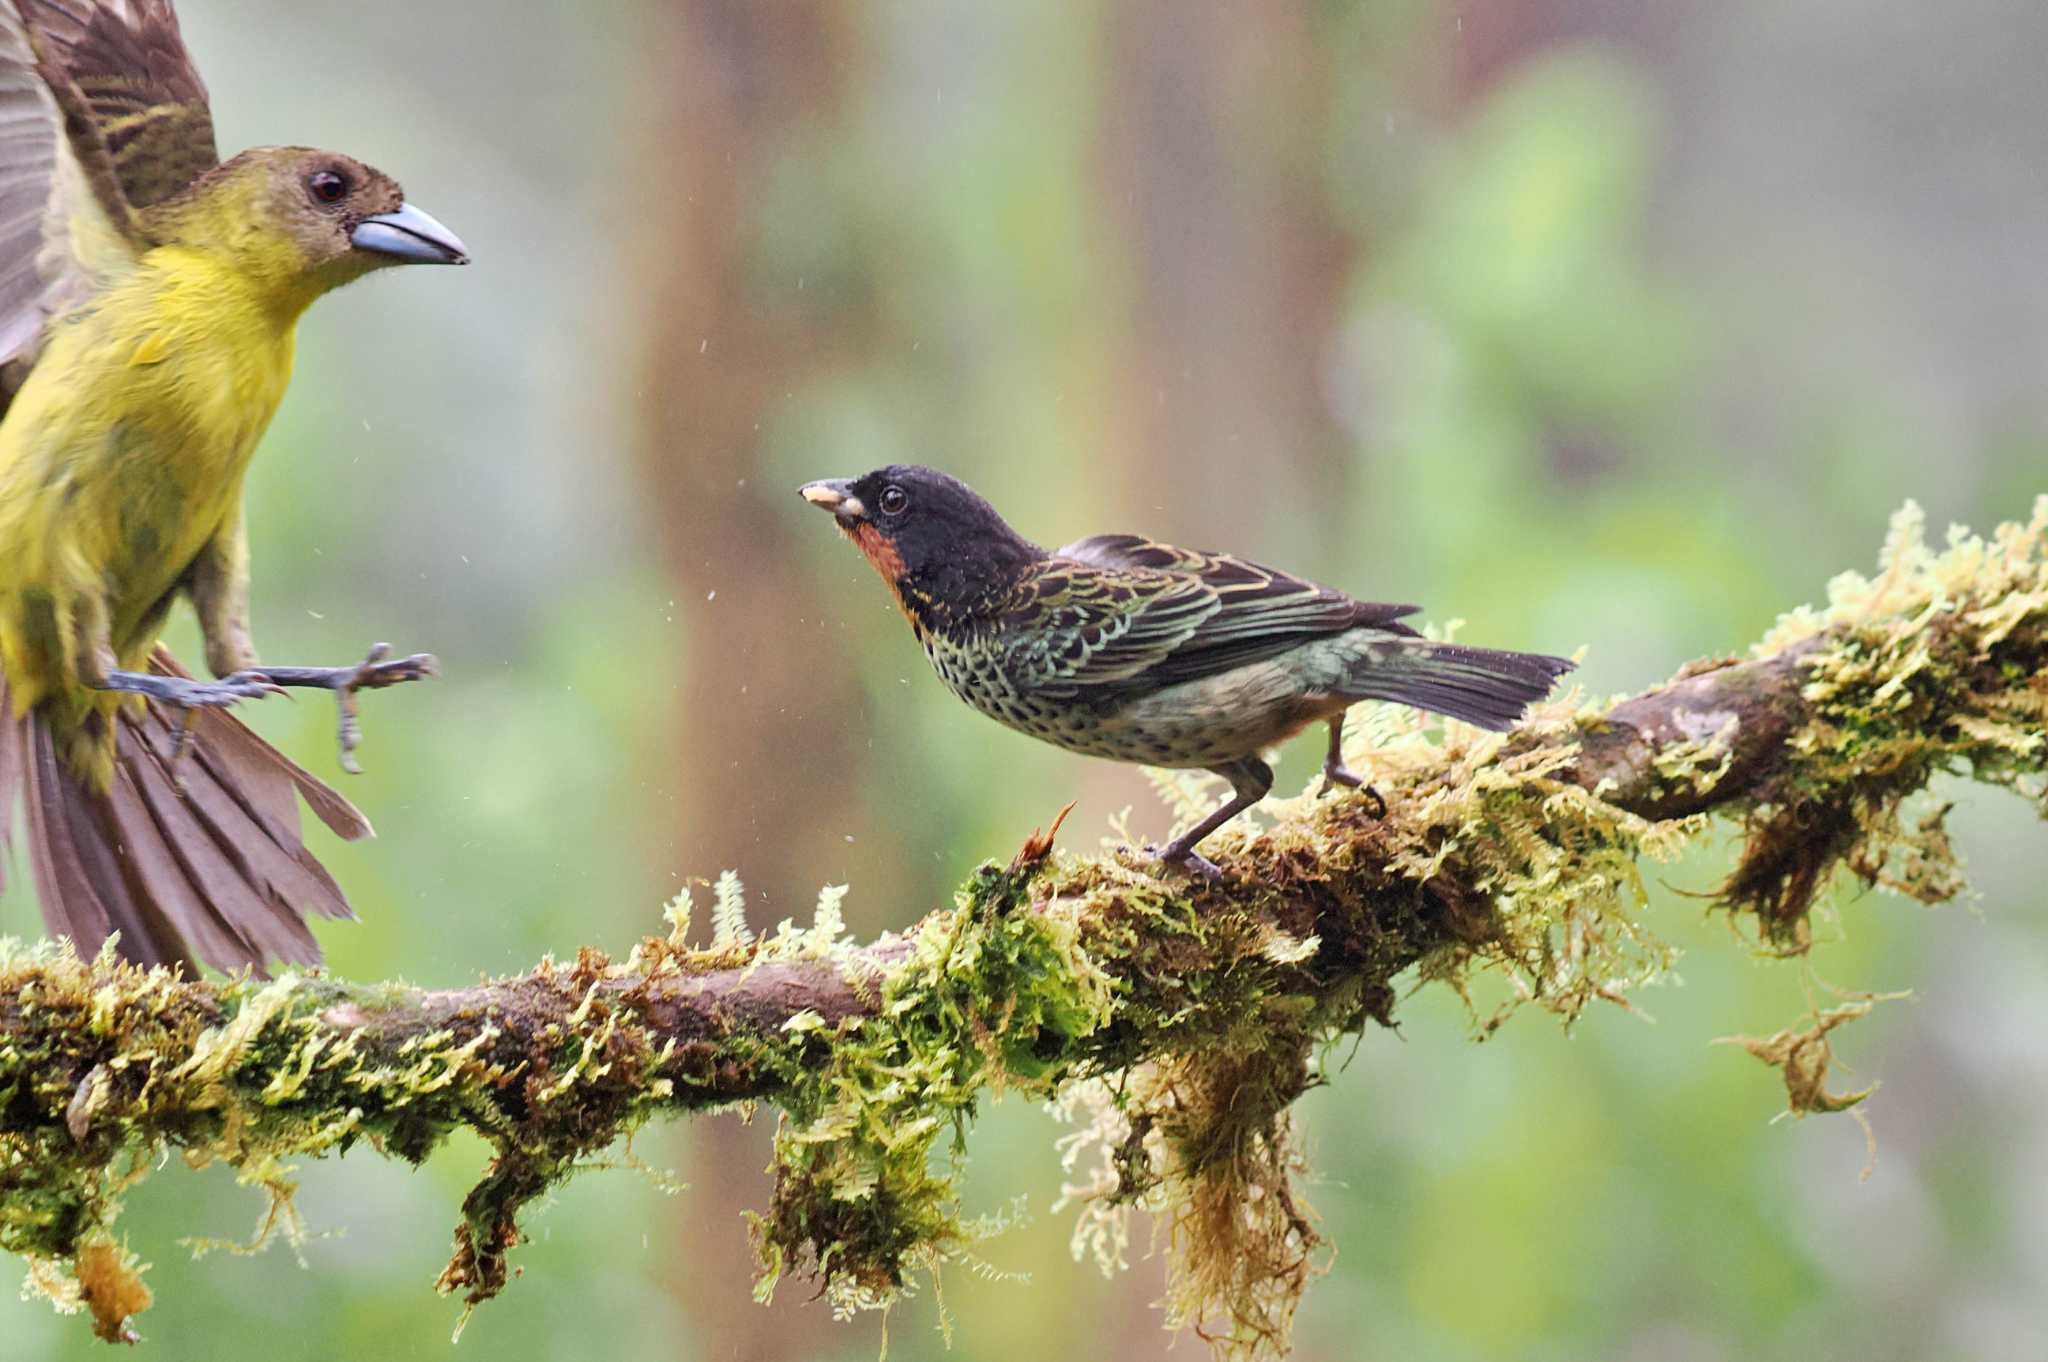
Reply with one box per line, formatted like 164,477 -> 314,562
800,479 -> 865,521
350,201 -> 470,265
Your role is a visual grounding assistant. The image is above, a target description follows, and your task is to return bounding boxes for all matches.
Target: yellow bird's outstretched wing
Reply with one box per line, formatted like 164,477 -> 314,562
17,0 -> 217,209
0,0 -> 216,391
0,5 -> 104,373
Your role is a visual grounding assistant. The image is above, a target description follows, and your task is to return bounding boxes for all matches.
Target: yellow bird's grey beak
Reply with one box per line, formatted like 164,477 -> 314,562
800,479 -> 864,521
351,201 -> 470,265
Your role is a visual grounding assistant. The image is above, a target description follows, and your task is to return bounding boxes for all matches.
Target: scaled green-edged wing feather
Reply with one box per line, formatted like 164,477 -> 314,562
996,556 -> 1220,695
1043,533 -> 1423,692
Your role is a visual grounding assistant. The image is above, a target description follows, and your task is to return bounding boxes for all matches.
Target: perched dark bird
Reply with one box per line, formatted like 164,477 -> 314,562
0,0 -> 467,972
801,466 -> 1574,877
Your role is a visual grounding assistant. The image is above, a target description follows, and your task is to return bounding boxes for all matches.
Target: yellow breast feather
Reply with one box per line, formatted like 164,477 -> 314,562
0,245 -> 299,708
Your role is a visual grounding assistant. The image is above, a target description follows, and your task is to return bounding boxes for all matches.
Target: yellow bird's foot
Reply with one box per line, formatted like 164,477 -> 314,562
236,642 -> 439,774
98,669 -> 286,708
96,671 -> 288,785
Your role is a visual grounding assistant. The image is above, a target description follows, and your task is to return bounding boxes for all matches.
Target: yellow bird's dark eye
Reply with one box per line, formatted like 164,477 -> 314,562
307,170 -> 350,206
879,486 -> 909,516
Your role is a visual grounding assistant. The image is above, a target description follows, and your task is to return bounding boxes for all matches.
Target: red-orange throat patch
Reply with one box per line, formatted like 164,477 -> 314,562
844,521 -> 908,581
843,522 -> 918,622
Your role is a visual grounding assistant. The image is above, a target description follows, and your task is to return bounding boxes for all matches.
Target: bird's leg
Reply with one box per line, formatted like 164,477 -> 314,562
92,668 -> 285,708
188,512 -> 259,683
61,586 -> 276,784
72,589 -> 283,715
232,643 -> 438,774
1151,757 -> 1274,880
93,668 -> 285,788
1318,714 -> 1386,817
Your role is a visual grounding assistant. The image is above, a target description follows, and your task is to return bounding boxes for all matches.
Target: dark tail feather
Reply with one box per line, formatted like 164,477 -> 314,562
21,719 -> 189,970
1343,640 -> 1575,731
1,653 -> 369,974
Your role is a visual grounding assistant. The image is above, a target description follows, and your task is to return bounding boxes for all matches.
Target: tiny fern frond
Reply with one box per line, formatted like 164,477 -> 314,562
813,884 -> 850,945
711,870 -> 750,948
663,887 -> 695,945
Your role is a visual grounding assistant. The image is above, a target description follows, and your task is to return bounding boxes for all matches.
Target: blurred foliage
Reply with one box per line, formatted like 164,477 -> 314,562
4,1 -> 2047,1359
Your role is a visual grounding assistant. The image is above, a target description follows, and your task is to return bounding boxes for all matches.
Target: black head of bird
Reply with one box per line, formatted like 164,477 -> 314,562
800,464 -> 1044,631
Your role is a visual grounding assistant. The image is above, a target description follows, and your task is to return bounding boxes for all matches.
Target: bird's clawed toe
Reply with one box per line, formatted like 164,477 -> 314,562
347,646 -> 441,691
1319,760 -> 1387,817
245,642 -> 440,694
185,675 -> 285,706
1146,842 -> 1226,881
236,642 -> 439,773
100,669 -> 283,710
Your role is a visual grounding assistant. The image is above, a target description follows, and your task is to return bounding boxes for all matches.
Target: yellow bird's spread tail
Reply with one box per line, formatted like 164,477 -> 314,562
0,647 -> 369,973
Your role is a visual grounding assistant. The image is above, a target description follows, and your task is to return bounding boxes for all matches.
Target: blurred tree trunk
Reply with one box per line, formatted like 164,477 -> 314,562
1088,0 -> 1360,878
1093,6 -> 1357,1358
630,6 -> 884,1357
1098,0 -> 1355,552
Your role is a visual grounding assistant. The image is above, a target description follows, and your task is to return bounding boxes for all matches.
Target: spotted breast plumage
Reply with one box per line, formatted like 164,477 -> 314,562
801,465 -> 1575,877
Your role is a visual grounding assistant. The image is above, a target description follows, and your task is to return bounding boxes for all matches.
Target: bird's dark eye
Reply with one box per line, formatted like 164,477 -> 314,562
878,486 -> 909,516
307,170 -> 350,206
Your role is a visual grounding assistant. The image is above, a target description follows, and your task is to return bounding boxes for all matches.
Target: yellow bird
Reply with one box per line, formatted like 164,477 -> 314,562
0,0 -> 467,972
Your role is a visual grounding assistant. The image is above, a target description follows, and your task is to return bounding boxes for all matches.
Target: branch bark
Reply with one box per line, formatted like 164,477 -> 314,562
286,640 -> 1827,1091
3,500 -> 2044,1352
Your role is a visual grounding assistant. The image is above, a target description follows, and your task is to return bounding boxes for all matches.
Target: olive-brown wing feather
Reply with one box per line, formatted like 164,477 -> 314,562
0,1 -> 102,374
17,0 -> 215,208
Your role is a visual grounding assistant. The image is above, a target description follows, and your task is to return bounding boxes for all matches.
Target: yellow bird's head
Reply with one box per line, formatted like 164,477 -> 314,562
149,146 -> 468,309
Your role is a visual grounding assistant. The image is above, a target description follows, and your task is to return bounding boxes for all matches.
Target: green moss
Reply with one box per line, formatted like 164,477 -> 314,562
1724,498 -> 2048,947
733,859 -> 1118,1316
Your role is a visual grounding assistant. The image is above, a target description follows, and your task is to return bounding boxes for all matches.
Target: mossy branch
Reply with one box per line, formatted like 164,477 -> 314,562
4,500 -> 2045,1352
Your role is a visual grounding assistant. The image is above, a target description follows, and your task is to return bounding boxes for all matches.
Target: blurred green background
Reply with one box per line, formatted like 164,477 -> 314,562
6,1 -> 2048,1358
